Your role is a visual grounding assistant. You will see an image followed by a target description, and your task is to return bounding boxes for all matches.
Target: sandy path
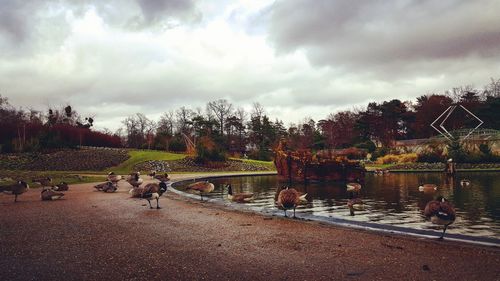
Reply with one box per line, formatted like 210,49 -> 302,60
1,173 -> 499,281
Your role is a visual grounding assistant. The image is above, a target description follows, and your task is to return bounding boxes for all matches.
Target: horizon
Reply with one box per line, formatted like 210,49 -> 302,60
1,0 -> 500,132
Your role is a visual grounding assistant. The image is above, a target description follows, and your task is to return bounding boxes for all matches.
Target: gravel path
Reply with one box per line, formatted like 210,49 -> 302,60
1,173 -> 499,281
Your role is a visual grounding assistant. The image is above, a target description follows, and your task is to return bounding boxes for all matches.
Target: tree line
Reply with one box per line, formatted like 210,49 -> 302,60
1,78 -> 499,160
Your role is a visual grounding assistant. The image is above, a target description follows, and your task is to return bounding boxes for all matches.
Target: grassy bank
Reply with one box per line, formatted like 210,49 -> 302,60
108,150 -> 186,174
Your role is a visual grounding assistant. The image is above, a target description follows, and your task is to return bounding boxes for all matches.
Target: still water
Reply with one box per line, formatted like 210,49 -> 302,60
176,172 -> 500,239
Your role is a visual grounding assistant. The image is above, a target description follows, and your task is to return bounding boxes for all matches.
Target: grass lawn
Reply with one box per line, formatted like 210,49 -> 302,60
364,163 -> 396,171
108,149 -> 187,174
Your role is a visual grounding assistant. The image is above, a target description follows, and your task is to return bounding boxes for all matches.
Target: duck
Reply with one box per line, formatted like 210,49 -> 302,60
277,187 -> 303,218
32,177 -> 52,187
94,181 -> 116,193
53,182 -> 69,191
135,181 -> 168,209
225,184 -> 254,203
41,188 -> 65,201
460,179 -> 471,187
347,198 -> 364,216
418,184 -> 437,193
346,182 -> 362,193
126,172 -> 143,188
185,180 -> 214,201
0,181 -> 29,202
424,196 -> 456,239
107,172 -> 122,187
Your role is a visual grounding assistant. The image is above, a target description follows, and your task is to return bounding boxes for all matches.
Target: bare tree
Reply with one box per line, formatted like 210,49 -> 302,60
208,99 -> 233,136
175,106 -> 194,134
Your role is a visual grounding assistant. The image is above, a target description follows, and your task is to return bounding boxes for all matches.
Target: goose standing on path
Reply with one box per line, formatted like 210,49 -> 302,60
107,172 -> 122,187
0,181 -> 29,202
277,187 -> 302,218
226,184 -> 254,203
186,181 -> 214,201
139,181 -> 168,209
424,196 -> 456,239
126,172 -> 143,188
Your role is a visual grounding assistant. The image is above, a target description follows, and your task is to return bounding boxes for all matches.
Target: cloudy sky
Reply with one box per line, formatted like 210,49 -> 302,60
1,0 -> 499,131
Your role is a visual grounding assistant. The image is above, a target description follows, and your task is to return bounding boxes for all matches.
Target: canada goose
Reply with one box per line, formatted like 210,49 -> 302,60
148,170 -> 156,179
136,182 -> 168,209
277,187 -> 302,218
274,186 -> 307,204
226,184 -> 254,203
107,172 -> 122,186
41,188 -> 65,201
424,196 -> 456,239
126,172 -> 143,188
186,181 -> 214,201
347,198 -> 364,216
419,184 -> 437,193
32,177 -> 52,187
154,173 -> 170,182
460,179 -> 471,187
0,181 -> 29,202
94,181 -> 116,193
53,182 -> 69,191
346,182 -> 362,193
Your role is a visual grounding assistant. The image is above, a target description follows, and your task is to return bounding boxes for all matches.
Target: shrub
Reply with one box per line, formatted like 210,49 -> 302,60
417,151 -> 445,163
168,138 -> 187,152
354,141 -> 376,153
376,153 -> 417,164
194,136 -> 227,164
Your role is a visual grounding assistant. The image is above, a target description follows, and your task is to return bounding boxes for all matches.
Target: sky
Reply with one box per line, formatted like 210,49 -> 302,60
1,0 -> 500,132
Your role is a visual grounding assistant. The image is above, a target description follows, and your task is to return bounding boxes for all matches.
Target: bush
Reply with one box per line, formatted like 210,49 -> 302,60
376,153 -> 417,164
354,141 -> 376,153
194,136 -> 227,164
370,147 -> 388,161
417,151 -> 445,163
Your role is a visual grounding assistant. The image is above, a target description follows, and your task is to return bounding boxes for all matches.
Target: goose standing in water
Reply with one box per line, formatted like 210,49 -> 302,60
460,179 -> 471,187
347,197 -> 364,216
424,196 -> 456,239
277,187 -> 303,218
225,184 -> 254,203
419,184 -> 437,193
186,181 -> 214,201
346,182 -> 362,193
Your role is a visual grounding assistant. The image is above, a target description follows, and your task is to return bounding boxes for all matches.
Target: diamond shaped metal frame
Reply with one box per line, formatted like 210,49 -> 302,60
430,104 -> 483,141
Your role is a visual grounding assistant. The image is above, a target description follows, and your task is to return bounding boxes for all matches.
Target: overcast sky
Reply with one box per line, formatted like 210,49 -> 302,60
1,0 -> 499,131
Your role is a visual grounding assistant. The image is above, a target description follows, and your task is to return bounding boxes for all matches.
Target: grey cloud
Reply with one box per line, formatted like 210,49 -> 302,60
268,0 -> 500,73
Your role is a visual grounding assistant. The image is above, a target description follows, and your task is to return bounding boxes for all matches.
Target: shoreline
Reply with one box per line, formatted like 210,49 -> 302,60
1,172 -> 499,280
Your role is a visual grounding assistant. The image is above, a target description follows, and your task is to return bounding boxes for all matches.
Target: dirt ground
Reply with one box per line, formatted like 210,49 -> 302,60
1,173 -> 499,281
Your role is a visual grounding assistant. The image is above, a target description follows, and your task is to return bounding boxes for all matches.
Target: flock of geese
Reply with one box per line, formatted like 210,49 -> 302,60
0,171 -> 466,240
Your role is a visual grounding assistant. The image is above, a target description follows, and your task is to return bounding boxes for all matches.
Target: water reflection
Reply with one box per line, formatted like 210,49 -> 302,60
176,172 -> 500,239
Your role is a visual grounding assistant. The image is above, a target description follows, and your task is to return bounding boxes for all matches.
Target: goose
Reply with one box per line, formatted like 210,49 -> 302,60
0,181 -> 29,202
277,187 -> 302,218
126,172 -> 143,188
32,177 -> 52,187
153,173 -> 170,182
137,182 -> 168,209
186,180 -> 214,201
460,179 -> 471,187
419,184 -> 437,193
225,184 -> 254,203
107,172 -> 122,187
424,196 -> 456,239
347,198 -> 364,216
148,170 -> 156,179
53,182 -> 69,191
41,188 -> 65,201
346,182 -> 362,193
274,186 -> 308,204
94,181 -> 116,193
